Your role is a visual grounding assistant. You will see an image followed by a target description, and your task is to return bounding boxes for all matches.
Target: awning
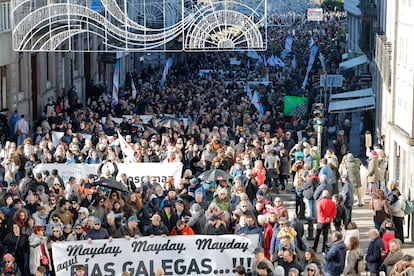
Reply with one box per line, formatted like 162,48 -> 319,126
330,88 -> 373,100
339,55 -> 369,70
328,97 -> 375,113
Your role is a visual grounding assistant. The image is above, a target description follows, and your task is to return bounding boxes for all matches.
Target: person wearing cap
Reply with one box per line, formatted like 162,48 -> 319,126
367,150 -> 380,195
253,189 -> 270,206
49,198 -> 73,225
174,198 -> 191,221
0,253 -> 20,276
188,178 -> 205,199
81,174 -> 96,196
144,214 -> 169,237
29,225 -> 52,274
84,218 -> 112,242
252,247 -> 274,276
118,216 -> 141,239
236,214 -> 263,247
187,203 -> 206,234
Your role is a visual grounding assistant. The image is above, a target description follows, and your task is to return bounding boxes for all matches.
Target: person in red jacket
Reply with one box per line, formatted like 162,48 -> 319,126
170,220 -> 195,235
312,190 -> 337,253
263,212 -> 278,260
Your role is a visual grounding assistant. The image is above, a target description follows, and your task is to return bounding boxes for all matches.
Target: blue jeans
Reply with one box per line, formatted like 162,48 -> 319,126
16,133 -> 26,146
304,198 -> 316,218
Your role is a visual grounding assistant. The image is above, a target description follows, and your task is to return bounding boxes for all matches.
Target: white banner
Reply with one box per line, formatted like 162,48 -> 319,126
117,162 -> 183,187
33,163 -> 99,184
51,131 -> 93,147
52,235 -> 259,276
33,162 -> 183,187
102,115 -> 188,128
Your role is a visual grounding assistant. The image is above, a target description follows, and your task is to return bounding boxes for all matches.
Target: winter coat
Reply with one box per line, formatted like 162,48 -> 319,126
367,156 -> 379,183
187,210 -> 206,235
317,197 -> 337,224
29,234 -> 52,274
366,237 -> 385,273
343,248 -> 363,276
344,154 -> 362,188
325,241 -> 347,275
302,176 -> 318,200
384,248 -> 404,276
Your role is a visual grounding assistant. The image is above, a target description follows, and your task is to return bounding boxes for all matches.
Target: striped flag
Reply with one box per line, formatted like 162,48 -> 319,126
131,77 -> 137,100
251,90 -> 264,115
117,130 -> 136,163
160,57 -> 173,87
112,59 -> 120,106
245,83 -> 253,100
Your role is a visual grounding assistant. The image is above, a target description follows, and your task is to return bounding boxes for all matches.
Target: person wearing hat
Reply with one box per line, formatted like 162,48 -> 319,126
81,173 -> 96,196
29,225 -> 52,274
0,253 -> 20,275
367,150 -> 380,195
188,178 -> 205,199
84,218 -> 112,242
160,200 -> 178,232
252,247 -> 274,276
212,188 -> 231,213
144,214 -> 169,237
49,198 -> 73,225
119,216 -> 141,239
187,203 -> 207,234
174,198 -> 191,221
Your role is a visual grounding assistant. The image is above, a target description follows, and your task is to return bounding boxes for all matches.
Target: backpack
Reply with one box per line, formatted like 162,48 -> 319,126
404,200 -> 414,215
355,252 -> 365,273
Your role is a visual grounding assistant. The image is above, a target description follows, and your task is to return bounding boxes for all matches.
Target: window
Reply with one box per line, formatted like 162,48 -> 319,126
0,2 -> 10,33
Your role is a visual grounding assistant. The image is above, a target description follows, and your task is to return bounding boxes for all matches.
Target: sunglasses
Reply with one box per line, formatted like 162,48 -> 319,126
307,268 -> 315,272
279,223 -> 285,226
76,227 -> 82,230
53,219 -> 59,222
241,205 -> 247,208
53,230 -> 60,233
4,261 -> 12,264
95,223 -> 101,226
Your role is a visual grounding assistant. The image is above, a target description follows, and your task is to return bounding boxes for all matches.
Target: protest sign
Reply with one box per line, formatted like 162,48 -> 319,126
52,234 -> 259,276
117,162 -> 183,186
33,162 -> 183,187
33,163 -> 99,183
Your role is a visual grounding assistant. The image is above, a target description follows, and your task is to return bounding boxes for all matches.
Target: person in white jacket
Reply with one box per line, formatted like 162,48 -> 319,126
29,225 -> 52,275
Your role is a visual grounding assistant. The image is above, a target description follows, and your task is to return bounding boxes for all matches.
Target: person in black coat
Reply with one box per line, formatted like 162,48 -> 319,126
205,215 -> 227,235
160,201 -> 178,233
1,223 -> 29,276
244,170 -> 258,202
366,228 -> 385,275
144,214 -> 169,236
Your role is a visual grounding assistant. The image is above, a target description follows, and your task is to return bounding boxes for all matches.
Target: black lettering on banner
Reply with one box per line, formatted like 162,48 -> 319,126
232,257 -> 253,273
174,259 -> 185,274
56,256 -> 78,272
195,238 -> 249,252
161,259 -> 173,275
66,243 -> 122,258
123,260 -> 154,276
103,263 -> 116,276
128,175 -> 172,185
200,259 -> 213,274
131,239 -> 186,254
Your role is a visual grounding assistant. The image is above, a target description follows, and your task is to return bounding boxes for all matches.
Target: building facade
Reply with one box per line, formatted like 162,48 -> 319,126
375,0 -> 414,240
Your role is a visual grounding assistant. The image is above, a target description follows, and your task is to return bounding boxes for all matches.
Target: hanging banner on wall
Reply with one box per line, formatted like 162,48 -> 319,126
52,235 -> 259,276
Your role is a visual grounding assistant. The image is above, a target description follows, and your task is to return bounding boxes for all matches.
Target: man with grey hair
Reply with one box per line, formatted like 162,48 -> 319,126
313,174 -> 332,200
366,228 -> 385,275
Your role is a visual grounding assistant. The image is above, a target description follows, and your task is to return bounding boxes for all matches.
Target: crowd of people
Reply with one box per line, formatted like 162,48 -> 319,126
0,9 -> 410,276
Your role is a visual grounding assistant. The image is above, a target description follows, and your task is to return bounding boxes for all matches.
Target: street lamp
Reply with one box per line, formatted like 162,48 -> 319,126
313,117 -> 324,157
